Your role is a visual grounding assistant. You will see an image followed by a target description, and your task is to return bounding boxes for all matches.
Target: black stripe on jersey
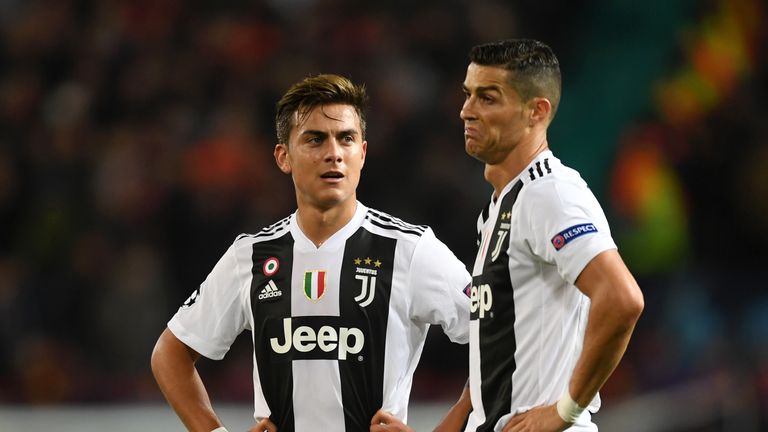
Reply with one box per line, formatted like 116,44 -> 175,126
481,201 -> 490,224
256,217 -> 292,238
367,217 -> 424,236
367,214 -> 426,235
367,209 -> 427,234
237,217 -> 291,241
473,179 -> 523,432
366,211 -> 425,237
478,201 -> 491,247
368,208 -> 426,230
250,232 -> 296,431
527,158 -> 553,182
338,227 -> 396,432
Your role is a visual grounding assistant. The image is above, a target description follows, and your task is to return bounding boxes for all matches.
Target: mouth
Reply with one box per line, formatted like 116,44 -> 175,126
320,170 -> 345,182
464,127 -> 480,140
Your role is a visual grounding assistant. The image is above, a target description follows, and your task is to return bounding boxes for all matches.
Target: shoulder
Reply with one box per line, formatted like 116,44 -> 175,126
521,153 -> 584,188
234,215 -> 293,246
517,155 -> 593,210
363,207 -> 430,242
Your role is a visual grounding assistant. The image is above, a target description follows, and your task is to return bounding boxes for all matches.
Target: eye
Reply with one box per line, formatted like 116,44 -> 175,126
480,95 -> 495,104
343,135 -> 355,143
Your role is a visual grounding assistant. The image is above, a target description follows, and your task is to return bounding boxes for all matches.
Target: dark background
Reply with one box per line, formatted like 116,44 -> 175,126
1,0 -> 766,429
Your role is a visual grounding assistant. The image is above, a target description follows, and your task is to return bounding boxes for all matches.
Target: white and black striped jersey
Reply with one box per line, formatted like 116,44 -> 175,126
168,202 -> 471,431
465,151 -> 617,432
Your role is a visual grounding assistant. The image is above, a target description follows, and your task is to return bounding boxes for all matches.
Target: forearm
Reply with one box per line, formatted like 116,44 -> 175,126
567,296 -> 638,407
434,381 -> 471,432
569,250 -> 644,408
151,328 -> 222,432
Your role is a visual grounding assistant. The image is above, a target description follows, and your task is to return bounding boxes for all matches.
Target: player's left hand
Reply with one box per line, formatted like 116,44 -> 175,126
501,404 -> 569,432
370,409 -> 414,432
248,417 -> 278,432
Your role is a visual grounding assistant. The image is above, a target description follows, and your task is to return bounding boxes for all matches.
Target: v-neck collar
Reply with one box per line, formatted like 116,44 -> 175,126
290,201 -> 367,252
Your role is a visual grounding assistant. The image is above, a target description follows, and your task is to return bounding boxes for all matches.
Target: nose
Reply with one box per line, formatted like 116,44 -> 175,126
460,97 -> 476,121
325,138 -> 343,163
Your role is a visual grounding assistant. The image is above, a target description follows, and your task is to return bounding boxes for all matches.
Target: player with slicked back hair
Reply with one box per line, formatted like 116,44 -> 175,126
468,38 -> 562,122
377,39 -> 644,432
458,37 -> 643,432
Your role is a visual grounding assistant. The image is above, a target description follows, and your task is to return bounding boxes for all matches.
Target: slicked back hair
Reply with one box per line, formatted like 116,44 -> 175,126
469,39 -> 562,120
275,74 -> 369,145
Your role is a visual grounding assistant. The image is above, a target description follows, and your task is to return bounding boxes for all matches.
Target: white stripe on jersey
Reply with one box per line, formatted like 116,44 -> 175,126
293,360 -> 345,431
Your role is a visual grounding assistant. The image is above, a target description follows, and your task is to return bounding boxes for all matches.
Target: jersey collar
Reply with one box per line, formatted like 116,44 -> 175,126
290,201 -> 368,252
490,150 -> 555,208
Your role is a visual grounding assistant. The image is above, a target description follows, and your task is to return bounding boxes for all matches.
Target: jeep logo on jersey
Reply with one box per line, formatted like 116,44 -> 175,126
270,318 -> 364,360
469,284 -> 493,319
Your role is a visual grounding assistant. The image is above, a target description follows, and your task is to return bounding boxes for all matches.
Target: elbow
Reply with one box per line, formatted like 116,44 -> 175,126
150,328 -> 199,377
619,285 -> 644,328
151,329 -> 175,378
595,283 -> 644,332
150,337 -> 164,378
629,283 -> 644,319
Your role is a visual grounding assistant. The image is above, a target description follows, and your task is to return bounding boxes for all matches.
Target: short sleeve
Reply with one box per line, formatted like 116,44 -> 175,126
520,178 -> 617,285
168,242 -> 249,360
408,228 -> 471,344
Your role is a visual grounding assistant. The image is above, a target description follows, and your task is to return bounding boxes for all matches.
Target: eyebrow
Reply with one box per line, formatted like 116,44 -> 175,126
463,84 -> 503,94
336,129 -> 359,137
301,129 -> 360,138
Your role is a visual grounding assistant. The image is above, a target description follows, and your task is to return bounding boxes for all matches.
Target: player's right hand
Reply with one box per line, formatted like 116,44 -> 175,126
370,409 -> 414,432
501,404 -> 569,432
248,417 -> 277,432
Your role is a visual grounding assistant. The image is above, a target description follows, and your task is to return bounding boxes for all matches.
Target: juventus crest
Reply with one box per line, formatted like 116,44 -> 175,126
353,256 -> 381,307
490,211 -> 512,262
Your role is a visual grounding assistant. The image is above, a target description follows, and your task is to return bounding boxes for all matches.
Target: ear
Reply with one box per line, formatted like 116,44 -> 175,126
528,97 -> 552,126
360,140 -> 367,169
274,144 -> 291,174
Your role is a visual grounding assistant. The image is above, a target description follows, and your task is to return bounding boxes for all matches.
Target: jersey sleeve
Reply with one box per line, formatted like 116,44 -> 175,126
168,242 -> 249,360
408,228 -> 471,344
520,178 -> 617,285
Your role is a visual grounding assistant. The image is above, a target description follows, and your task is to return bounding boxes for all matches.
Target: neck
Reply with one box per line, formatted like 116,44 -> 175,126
296,199 -> 358,247
485,131 -> 549,199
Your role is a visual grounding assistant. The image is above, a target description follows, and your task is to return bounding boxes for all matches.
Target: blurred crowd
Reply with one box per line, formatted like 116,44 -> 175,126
0,0 -> 766,428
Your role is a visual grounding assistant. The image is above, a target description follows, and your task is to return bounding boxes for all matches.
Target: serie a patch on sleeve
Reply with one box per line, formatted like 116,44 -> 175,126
551,223 -> 598,251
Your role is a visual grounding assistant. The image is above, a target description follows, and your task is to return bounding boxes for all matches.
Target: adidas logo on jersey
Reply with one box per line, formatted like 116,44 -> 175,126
258,280 -> 282,300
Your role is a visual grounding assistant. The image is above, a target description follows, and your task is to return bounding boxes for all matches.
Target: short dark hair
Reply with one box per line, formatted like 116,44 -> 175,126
275,74 -> 369,144
469,39 -> 561,119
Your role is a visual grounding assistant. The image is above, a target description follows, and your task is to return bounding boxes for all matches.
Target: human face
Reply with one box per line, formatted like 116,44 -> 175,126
274,103 -> 367,211
461,63 -> 530,165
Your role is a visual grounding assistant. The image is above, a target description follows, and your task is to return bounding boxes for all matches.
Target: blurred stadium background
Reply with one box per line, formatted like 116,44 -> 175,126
0,0 -> 766,430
